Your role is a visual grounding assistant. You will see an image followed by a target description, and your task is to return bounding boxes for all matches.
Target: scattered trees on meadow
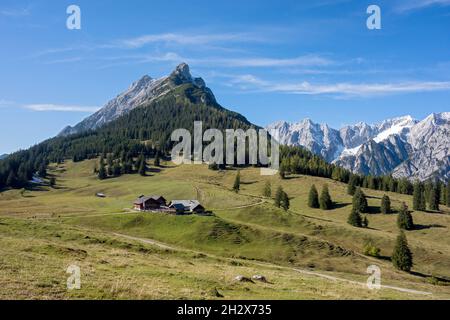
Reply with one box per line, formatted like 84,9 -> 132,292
138,154 -> 147,176
274,186 -> 289,210
347,175 -> 358,196
428,184 -> 440,211
352,187 -> 368,213
281,191 -> 290,211
447,182 -> 450,207
413,181 -> 426,211
381,195 -> 391,214
263,181 -> 271,198
347,208 -> 362,227
98,157 -> 107,180
392,231 -> 413,272
308,184 -> 320,208
319,184 -> 332,210
397,202 -> 414,230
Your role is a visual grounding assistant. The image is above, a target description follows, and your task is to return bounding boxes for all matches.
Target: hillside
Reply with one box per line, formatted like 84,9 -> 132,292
0,159 -> 449,299
0,64 -> 255,190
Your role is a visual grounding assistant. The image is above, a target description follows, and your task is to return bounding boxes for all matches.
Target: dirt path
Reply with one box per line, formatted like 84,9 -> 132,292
112,232 -> 433,297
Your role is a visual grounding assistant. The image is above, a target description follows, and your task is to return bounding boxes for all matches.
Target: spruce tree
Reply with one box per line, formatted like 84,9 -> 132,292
392,231 -> 413,272
381,195 -> 391,214
138,156 -> 146,176
274,186 -> 283,208
347,208 -> 362,227
353,187 -> 368,213
233,171 -> 240,193
447,182 -> 450,207
113,161 -> 122,177
319,184 -> 332,210
308,184 -> 320,208
263,181 -> 271,198
6,171 -> 17,188
412,181 -> 424,211
428,184 -> 440,211
38,163 -> 47,178
347,175 -> 357,196
281,191 -> 290,211
397,202 -> 414,230
98,161 -> 107,180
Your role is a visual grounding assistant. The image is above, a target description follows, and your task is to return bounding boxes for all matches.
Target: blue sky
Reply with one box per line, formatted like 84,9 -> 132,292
1,0 -> 450,154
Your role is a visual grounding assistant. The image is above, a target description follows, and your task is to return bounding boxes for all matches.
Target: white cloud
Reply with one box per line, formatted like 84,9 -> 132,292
229,74 -> 450,97
395,0 -> 450,12
0,7 -> 31,17
125,51 -> 332,68
118,32 -> 265,49
24,104 -> 100,112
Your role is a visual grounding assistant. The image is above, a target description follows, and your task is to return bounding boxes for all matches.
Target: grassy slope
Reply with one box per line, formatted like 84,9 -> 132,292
0,159 -> 449,299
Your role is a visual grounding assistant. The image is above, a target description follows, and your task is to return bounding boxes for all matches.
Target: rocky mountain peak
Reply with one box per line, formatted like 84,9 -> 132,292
59,63 -> 215,137
267,112 -> 449,181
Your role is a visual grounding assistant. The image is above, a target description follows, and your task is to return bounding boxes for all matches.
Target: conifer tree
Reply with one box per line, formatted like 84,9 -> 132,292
138,156 -> 146,176
397,202 -> 414,230
413,181 -> 426,211
347,175 -> 357,196
263,181 -> 271,198
113,161 -> 122,177
98,160 -> 107,180
392,231 -> 413,272
38,163 -> 47,178
308,184 -> 320,208
428,184 -> 440,211
274,186 -> 283,208
233,171 -> 240,193
319,184 -> 332,210
352,187 -> 368,213
381,194 -> 391,214
347,208 -> 362,227
447,182 -> 450,207
281,191 -> 290,211
6,171 -> 17,188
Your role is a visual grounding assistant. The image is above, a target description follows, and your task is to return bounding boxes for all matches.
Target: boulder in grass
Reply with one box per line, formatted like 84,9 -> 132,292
234,275 -> 254,283
252,275 -> 268,283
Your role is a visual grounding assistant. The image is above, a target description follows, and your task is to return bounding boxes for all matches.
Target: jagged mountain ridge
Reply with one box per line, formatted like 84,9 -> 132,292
59,63 -> 217,136
267,113 -> 450,181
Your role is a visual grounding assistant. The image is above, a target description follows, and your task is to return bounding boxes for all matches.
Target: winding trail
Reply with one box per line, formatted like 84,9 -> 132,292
113,232 -> 433,297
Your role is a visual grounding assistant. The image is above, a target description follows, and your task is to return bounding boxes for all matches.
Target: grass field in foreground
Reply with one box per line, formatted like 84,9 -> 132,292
0,159 -> 449,299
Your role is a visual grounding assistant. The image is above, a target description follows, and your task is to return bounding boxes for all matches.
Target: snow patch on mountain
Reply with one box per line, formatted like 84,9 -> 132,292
267,113 -> 449,181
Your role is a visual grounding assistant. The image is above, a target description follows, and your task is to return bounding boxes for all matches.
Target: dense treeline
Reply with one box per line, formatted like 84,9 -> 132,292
0,83 -> 253,190
278,145 -> 449,206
